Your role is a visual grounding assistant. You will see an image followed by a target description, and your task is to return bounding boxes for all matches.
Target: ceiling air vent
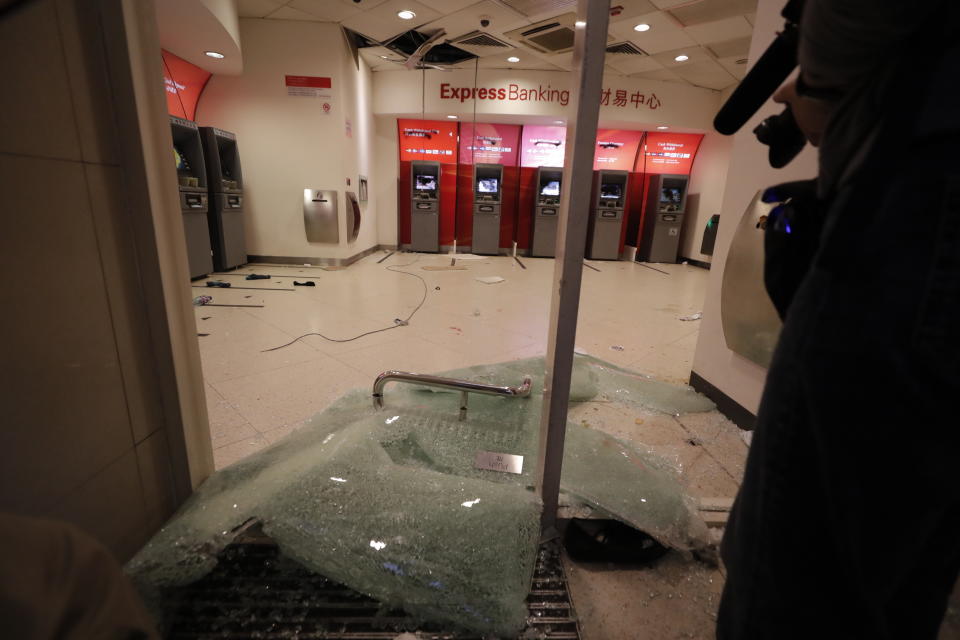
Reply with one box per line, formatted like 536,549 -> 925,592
505,13 -> 578,54
606,42 -> 647,55
453,31 -> 511,48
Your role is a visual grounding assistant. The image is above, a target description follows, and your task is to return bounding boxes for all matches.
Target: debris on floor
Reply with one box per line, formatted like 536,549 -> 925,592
610,345 -> 625,351
128,355 -> 716,637
245,274 -> 270,280
293,280 -> 317,286
475,276 -> 505,284
679,312 -> 703,321
205,280 -> 231,288
192,295 -> 213,306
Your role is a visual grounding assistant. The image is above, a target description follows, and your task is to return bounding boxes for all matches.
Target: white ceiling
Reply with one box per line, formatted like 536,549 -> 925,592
237,0 -> 757,91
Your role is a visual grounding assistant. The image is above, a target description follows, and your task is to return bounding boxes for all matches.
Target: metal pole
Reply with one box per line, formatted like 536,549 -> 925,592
535,0 -> 610,534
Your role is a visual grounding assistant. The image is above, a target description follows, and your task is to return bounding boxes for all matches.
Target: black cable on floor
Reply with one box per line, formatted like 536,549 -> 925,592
260,258 -> 426,352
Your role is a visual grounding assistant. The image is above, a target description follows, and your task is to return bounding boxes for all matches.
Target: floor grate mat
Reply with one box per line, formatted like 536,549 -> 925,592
160,540 -> 581,640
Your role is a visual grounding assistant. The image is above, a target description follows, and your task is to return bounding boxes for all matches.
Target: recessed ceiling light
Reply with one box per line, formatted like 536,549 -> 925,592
633,23 -> 650,32
657,125 -> 669,130
397,9 -> 416,20
575,20 -> 586,27
446,115 -> 457,119
674,54 -> 689,62
507,56 -> 520,62
204,51 -> 225,59
554,120 -> 563,124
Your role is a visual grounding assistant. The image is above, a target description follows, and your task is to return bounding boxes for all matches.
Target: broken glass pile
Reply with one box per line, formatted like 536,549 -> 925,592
127,355 -> 715,636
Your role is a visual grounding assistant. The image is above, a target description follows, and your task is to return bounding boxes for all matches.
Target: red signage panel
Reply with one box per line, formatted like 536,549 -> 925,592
637,132 -> 704,175
519,125 -> 566,168
593,129 -> 644,171
397,119 -> 459,162
458,122 -> 520,166
285,75 -> 332,88
162,49 -> 212,121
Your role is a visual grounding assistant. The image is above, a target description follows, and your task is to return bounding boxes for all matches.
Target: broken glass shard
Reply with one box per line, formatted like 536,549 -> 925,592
127,355 -> 714,636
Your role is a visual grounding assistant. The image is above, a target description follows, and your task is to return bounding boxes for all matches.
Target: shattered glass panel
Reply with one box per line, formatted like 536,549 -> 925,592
127,355 -> 714,636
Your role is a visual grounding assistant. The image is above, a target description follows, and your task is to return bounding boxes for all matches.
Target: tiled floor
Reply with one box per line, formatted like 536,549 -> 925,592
198,252 -> 710,469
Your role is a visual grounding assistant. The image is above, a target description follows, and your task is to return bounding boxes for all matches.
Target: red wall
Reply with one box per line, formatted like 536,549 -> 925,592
162,49 -> 211,121
516,167 -> 537,252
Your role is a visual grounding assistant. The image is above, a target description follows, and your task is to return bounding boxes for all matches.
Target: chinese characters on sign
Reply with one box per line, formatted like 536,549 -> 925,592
600,87 -> 661,111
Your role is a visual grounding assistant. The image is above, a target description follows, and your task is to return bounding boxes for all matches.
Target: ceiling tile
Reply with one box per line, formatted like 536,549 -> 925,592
684,15 -> 751,44
649,0 -> 693,8
671,57 -> 737,89
476,55 -> 562,70
289,0 -> 362,21
498,0 -> 577,23
417,0 -> 483,12
607,0 -> 659,24
341,0 -> 443,42
668,0 -> 757,27
340,0 -> 390,9
606,53 -> 663,75
420,0 -> 530,43
718,56 -> 747,79
237,0 -> 286,18
650,44 -> 712,67
609,11 -> 697,54
704,36 -> 749,58
632,67 -> 684,82
266,5 -> 326,21
545,51 -> 573,70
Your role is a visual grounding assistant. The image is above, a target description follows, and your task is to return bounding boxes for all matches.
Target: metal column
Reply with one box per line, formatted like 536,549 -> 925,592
535,0 -> 610,534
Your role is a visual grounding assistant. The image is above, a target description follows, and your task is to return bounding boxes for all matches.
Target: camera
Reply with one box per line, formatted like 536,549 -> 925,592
754,106 -> 807,169
480,17 -> 491,28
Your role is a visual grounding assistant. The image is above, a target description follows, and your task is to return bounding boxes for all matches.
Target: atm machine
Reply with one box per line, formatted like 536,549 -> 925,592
200,126 -> 246,271
170,116 -> 211,278
638,174 -> 689,263
410,161 -> 440,252
587,170 -> 628,260
532,167 -> 562,258
471,163 -> 503,255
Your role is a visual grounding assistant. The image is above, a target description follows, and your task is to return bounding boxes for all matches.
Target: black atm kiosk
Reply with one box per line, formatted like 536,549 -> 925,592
471,163 -> 503,255
532,167 -> 562,257
410,161 -> 440,252
200,126 -> 246,271
170,116 -> 211,278
587,170 -> 628,260
639,174 -> 689,263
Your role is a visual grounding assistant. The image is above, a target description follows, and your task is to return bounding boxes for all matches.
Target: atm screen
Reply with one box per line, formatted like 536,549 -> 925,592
600,183 -> 622,199
415,175 -> 437,191
660,187 -> 682,203
174,146 -> 188,172
540,180 -> 560,196
477,178 -> 499,194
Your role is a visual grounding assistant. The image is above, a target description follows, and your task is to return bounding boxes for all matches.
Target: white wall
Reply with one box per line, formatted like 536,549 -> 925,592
374,115 -> 399,247
690,0 -> 819,414
681,132 -> 732,263
197,18 -> 378,261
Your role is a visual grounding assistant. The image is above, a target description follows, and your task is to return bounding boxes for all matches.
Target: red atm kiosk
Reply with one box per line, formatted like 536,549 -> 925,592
628,132 -> 704,262
587,130 -> 644,260
517,125 -> 567,256
397,119 -> 458,252
456,123 -> 520,254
